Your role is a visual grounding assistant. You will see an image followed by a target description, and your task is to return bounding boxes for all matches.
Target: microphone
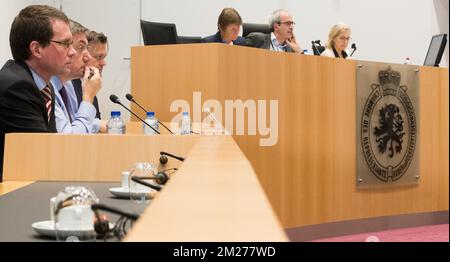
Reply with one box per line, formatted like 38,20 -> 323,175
350,43 -> 357,57
203,108 -> 230,135
109,94 -> 160,134
91,203 -> 139,221
311,40 -> 321,56
125,93 -> 174,134
125,93 -> 146,112
91,203 -> 140,237
131,175 -> 163,191
159,151 -> 185,165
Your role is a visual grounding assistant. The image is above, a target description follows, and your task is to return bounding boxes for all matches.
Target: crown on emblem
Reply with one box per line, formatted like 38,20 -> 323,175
378,66 -> 401,86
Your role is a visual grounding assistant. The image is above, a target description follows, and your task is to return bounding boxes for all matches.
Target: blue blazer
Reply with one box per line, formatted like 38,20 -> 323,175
201,31 -> 246,46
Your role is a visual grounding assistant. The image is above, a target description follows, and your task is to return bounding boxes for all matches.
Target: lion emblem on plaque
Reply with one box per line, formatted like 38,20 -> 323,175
360,66 -> 417,183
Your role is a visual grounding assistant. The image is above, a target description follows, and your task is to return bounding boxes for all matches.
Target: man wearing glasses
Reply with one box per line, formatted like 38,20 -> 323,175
245,9 -> 303,53
50,20 -> 104,134
71,30 -> 109,123
0,5 -> 76,181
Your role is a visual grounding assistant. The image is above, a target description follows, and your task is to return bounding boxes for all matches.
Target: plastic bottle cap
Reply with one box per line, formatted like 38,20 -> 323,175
111,111 -> 121,117
147,112 -> 155,117
182,112 -> 189,116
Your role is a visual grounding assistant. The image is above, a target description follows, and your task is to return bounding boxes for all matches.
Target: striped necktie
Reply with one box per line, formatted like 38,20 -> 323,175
41,83 -> 52,122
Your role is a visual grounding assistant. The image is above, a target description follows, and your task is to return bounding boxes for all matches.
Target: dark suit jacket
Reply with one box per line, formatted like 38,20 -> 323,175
201,31 -> 246,46
0,60 -> 57,181
244,32 -> 295,53
72,79 -> 101,119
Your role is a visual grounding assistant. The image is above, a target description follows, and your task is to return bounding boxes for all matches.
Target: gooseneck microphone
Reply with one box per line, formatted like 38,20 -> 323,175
350,43 -> 357,57
109,94 -> 160,134
91,203 -> 140,221
125,93 -> 146,112
125,93 -> 174,134
312,40 -> 321,56
131,176 -> 162,191
159,151 -> 185,165
203,108 -> 230,135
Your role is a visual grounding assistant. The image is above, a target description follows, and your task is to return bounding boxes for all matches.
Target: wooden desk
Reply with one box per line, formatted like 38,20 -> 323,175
125,136 -> 287,241
131,44 -> 449,227
2,134 -> 198,181
0,181 -> 34,196
2,134 -> 287,241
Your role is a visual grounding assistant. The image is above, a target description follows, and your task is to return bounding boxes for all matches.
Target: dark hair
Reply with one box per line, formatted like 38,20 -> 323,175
9,5 -> 69,61
86,31 -> 108,45
217,8 -> 242,31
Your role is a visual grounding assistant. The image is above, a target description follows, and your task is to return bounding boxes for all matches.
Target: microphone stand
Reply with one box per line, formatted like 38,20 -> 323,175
350,44 -> 357,57
312,41 -> 321,56
129,98 -> 174,134
110,97 -> 161,134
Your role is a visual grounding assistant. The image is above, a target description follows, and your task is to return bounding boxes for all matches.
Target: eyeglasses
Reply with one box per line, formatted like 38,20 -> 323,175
50,39 -> 73,49
75,43 -> 87,54
278,21 -> 295,26
338,36 -> 352,41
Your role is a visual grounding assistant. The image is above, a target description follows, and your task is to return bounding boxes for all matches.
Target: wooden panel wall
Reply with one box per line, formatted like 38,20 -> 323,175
131,44 -> 448,228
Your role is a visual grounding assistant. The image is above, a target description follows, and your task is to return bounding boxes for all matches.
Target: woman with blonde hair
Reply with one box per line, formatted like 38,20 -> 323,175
321,23 -> 351,58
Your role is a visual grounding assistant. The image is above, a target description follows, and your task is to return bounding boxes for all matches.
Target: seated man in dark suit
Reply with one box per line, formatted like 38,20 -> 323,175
72,30 -> 109,133
202,8 -> 246,46
0,5 -> 75,181
245,9 -> 303,53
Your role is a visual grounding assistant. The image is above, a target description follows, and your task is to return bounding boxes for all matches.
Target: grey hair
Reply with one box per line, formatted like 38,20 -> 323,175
268,9 -> 289,32
69,19 -> 88,36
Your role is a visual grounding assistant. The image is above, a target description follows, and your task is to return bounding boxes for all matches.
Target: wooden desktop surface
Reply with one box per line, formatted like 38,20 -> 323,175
125,135 -> 287,241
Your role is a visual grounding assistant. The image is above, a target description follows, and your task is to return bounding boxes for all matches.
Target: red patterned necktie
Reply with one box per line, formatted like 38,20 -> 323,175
41,84 -> 52,122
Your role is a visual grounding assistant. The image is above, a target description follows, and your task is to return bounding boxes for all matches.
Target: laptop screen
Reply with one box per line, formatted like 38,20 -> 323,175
424,34 -> 447,67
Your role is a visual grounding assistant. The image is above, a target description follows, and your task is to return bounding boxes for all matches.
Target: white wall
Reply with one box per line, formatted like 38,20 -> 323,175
431,0 -> 449,66
142,0 -> 449,66
59,0 -> 141,121
1,0 -> 448,121
0,0 -> 57,65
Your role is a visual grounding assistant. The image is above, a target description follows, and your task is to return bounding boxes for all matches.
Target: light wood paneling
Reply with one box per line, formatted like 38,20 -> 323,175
0,181 -> 34,196
131,44 -> 449,228
3,134 -> 198,182
125,136 -> 287,241
420,66 -> 449,211
126,121 -> 178,135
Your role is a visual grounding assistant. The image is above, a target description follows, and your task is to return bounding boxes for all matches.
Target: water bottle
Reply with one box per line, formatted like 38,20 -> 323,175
107,111 -> 126,134
143,112 -> 159,135
179,111 -> 191,135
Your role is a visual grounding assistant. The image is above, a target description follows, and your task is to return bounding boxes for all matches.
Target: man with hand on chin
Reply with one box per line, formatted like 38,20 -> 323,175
50,20 -> 105,134
245,9 -> 303,54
